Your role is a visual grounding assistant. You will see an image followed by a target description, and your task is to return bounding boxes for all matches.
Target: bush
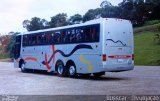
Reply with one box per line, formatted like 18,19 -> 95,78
158,24 -> 160,32
144,20 -> 160,26
154,33 -> 160,44
6,32 -> 20,58
0,53 -> 9,59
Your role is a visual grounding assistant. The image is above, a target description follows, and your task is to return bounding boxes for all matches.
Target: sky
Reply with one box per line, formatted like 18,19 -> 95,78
0,0 -> 122,35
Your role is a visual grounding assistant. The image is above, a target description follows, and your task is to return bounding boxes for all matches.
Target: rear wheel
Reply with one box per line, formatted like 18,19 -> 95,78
68,63 -> 77,78
56,61 -> 66,77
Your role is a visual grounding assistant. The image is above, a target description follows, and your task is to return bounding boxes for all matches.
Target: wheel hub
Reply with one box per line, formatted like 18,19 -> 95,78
58,65 -> 63,74
69,66 -> 75,75
21,64 -> 25,70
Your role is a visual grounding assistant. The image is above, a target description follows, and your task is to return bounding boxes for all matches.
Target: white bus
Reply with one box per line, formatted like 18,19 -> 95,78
14,18 -> 134,78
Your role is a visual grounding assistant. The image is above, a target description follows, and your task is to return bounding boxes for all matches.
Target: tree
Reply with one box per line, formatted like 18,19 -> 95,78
145,0 -> 160,20
6,32 -> 20,58
21,0 -> 160,30
68,14 -> 83,25
83,8 -> 101,22
134,0 -> 147,25
118,0 -> 147,26
23,17 -> 49,31
49,13 -> 68,28
100,0 -> 112,8
119,0 -> 134,19
101,1 -> 121,18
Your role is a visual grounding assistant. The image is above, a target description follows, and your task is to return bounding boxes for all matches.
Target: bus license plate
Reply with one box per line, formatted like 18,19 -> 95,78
117,59 -> 126,63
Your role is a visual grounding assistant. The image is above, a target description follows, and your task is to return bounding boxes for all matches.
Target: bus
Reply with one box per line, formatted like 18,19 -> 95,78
13,18 -> 134,78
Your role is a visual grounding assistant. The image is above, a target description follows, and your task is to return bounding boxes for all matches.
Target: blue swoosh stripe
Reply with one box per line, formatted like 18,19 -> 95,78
42,44 -> 93,65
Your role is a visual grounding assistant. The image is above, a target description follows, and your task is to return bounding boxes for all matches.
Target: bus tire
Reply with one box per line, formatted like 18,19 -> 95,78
93,72 -> 105,78
56,60 -> 66,77
20,61 -> 27,73
68,63 -> 77,78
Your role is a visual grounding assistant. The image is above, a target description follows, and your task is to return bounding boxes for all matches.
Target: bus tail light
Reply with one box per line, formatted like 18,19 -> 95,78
102,54 -> 106,61
132,54 -> 134,60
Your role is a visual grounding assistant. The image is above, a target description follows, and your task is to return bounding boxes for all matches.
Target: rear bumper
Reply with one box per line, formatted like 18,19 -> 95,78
102,63 -> 134,72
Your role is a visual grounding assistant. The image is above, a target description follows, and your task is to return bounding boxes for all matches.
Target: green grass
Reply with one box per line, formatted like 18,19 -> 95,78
134,32 -> 160,66
0,53 -> 9,59
144,20 -> 160,26
134,23 -> 160,34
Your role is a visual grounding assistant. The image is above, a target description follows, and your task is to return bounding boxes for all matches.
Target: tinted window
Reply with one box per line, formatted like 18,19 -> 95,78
22,24 -> 100,46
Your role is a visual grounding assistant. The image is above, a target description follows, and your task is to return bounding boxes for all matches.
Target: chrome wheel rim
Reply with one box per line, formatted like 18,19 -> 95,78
21,63 -> 25,70
58,65 -> 63,75
69,66 -> 75,76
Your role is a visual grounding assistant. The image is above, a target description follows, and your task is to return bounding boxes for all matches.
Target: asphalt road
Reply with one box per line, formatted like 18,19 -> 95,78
0,62 -> 160,95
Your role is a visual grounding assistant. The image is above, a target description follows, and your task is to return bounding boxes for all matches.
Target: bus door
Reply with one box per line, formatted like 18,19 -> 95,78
14,35 -> 21,59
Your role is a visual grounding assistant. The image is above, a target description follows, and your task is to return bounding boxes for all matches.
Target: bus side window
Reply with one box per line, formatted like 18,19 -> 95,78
89,27 -> 92,42
54,31 -> 61,44
51,32 -> 55,44
26,35 -> 29,46
60,30 -> 66,43
80,29 -> 85,42
63,30 -> 68,43
84,27 -> 91,42
36,34 -> 41,45
90,26 -> 95,42
66,30 -> 71,43
95,25 -> 100,42
46,32 -> 52,44
29,35 -> 32,45
70,29 -> 76,43
32,35 -> 36,45
28,35 -> 32,45
53,33 -> 57,44
76,29 -> 82,42
23,35 -> 28,46
41,34 -> 46,44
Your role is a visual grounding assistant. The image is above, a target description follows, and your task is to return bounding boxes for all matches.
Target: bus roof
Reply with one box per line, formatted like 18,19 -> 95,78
20,18 -> 127,35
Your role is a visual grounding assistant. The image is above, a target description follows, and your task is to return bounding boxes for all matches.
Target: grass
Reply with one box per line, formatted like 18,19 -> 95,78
134,32 -> 160,66
134,23 -> 160,33
143,20 -> 160,26
0,53 -> 9,59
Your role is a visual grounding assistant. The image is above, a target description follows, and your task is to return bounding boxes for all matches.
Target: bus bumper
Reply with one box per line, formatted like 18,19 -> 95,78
102,63 -> 134,72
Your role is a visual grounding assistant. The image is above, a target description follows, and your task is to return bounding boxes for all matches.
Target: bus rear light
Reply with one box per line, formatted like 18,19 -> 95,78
108,55 -> 131,59
108,56 -> 114,58
132,54 -> 134,60
102,54 -> 106,61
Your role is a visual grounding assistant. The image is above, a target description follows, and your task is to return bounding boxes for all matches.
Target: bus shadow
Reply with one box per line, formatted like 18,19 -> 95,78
77,76 -> 130,81
18,70 -> 129,81
18,69 -> 56,76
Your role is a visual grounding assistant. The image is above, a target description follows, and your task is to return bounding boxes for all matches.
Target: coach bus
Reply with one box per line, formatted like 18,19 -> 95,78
13,18 -> 134,78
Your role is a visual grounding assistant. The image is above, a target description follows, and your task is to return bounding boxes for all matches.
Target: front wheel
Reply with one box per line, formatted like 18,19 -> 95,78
68,64 -> 77,78
20,62 -> 27,73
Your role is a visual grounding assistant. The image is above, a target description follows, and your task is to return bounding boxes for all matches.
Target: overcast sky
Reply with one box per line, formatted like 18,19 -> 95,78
0,0 -> 122,35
